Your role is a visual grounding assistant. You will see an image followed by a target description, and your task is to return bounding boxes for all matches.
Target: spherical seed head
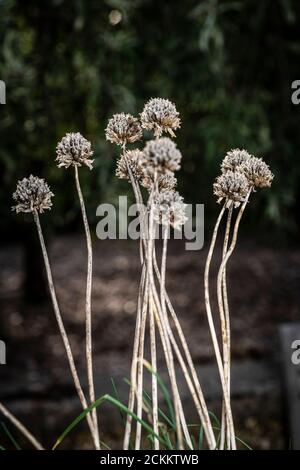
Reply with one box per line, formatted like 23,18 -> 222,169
153,190 -> 187,230
12,175 -> 54,214
143,137 -> 182,173
140,97 -> 181,138
56,132 -> 94,169
240,156 -> 274,188
221,148 -> 251,173
213,171 -> 249,207
158,174 -> 177,192
105,113 -> 142,146
116,149 -> 146,183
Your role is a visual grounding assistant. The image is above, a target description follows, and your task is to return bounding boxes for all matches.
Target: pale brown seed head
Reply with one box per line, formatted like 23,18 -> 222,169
56,132 -> 94,170
12,175 -> 54,214
221,148 -> 251,173
116,149 -> 146,183
153,190 -> 187,230
140,98 -> 181,138
213,171 -> 250,207
105,113 -> 142,146
240,156 -> 274,188
143,137 -> 182,174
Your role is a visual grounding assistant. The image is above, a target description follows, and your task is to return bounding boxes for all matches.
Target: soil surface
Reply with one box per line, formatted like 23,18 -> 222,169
0,235 -> 299,449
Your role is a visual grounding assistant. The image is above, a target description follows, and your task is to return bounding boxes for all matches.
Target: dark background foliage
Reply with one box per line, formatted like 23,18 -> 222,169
1,0 -> 300,242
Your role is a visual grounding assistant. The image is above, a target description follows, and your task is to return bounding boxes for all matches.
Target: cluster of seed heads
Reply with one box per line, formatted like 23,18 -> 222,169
140,97 -> 181,138
215,148 -> 274,207
56,132 -> 94,170
107,99 -> 186,228
12,175 -> 54,214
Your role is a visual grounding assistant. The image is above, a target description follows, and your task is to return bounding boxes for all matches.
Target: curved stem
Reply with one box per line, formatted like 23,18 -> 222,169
0,402 -> 44,450
203,203 -> 236,449
33,211 -> 97,448
216,190 -> 252,449
74,166 -> 100,450
219,204 -> 233,450
153,250 -> 216,449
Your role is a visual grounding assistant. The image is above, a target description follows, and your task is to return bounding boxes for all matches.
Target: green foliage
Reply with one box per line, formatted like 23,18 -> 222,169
1,0 -> 300,239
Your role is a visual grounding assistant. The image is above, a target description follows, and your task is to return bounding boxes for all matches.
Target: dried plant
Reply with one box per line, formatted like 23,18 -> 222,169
12,175 -> 98,449
205,150 -> 274,449
56,132 -> 100,449
4,98 -> 274,452
109,99 -> 217,450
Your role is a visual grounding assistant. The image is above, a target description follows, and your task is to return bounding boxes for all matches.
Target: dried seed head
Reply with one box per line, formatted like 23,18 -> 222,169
153,190 -> 187,230
141,172 -> 177,192
105,113 -> 142,146
213,171 -> 249,207
56,132 -> 94,170
240,156 -> 274,188
158,174 -> 177,192
116,149 -> 146,183
12,175 -> 54,214
143,137 -> 182,173
221,148 -> 251,173
140,98 -> 181,138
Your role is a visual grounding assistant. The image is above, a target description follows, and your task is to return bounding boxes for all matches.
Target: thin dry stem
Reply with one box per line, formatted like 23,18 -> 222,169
203,203 -> 236,449
74,166 -> 100,450
0,402 -> 44,450
219,203 -> 233,450
33,211 -> 97,448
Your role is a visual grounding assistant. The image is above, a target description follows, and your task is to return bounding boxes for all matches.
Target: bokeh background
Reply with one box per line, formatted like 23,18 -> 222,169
0,0 -> 300,450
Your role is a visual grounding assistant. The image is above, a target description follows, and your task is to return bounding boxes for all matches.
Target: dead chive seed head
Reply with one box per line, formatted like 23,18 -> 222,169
141,172 -> 177,192
158,174 -> 177,192
105,113 -> 142,146
213,171 -> 249,208
12,175 -> 54,214
153,190 -> 187,230
116,149 -> 146,183
143,137 -> 182,173
240,156 -> 274,188
140,97 -> 181,138
221,148 -> 252,173
56,132 -> 94,170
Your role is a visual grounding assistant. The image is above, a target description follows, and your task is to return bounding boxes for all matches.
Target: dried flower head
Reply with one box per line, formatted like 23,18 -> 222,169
240,157 -> 274,188
143,137 -> 182,173
153,190 -> 187,230
141,172 -> 177,192
12,175 -> 54,214
140,98 -> 181,138
158,174 -> 177,192
221,148 -> 251,173
116,149 -> 146,183
213,171 -> 249,207
56,132 -> 94,170
105,113 -> 142,146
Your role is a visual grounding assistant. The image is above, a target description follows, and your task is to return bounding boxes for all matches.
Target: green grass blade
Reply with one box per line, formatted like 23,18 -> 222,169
53,394 -> 169,450
1,422 -> 21,450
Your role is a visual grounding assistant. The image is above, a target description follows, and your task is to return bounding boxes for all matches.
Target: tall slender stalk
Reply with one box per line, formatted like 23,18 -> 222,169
123,263 -> 147,450
33,211 -> 97,448
74,166 -> 100,450
219,203 -> 233,449
216,190 -> 252,449
153,251 -> 216,449
203,203 -> 236,449
0,402 -> 44,450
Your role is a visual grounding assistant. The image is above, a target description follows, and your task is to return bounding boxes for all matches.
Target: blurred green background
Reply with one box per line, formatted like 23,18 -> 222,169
1,0 -> 300,241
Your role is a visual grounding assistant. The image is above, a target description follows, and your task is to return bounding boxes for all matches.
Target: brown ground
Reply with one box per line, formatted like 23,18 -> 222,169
0,235 -> 299,449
